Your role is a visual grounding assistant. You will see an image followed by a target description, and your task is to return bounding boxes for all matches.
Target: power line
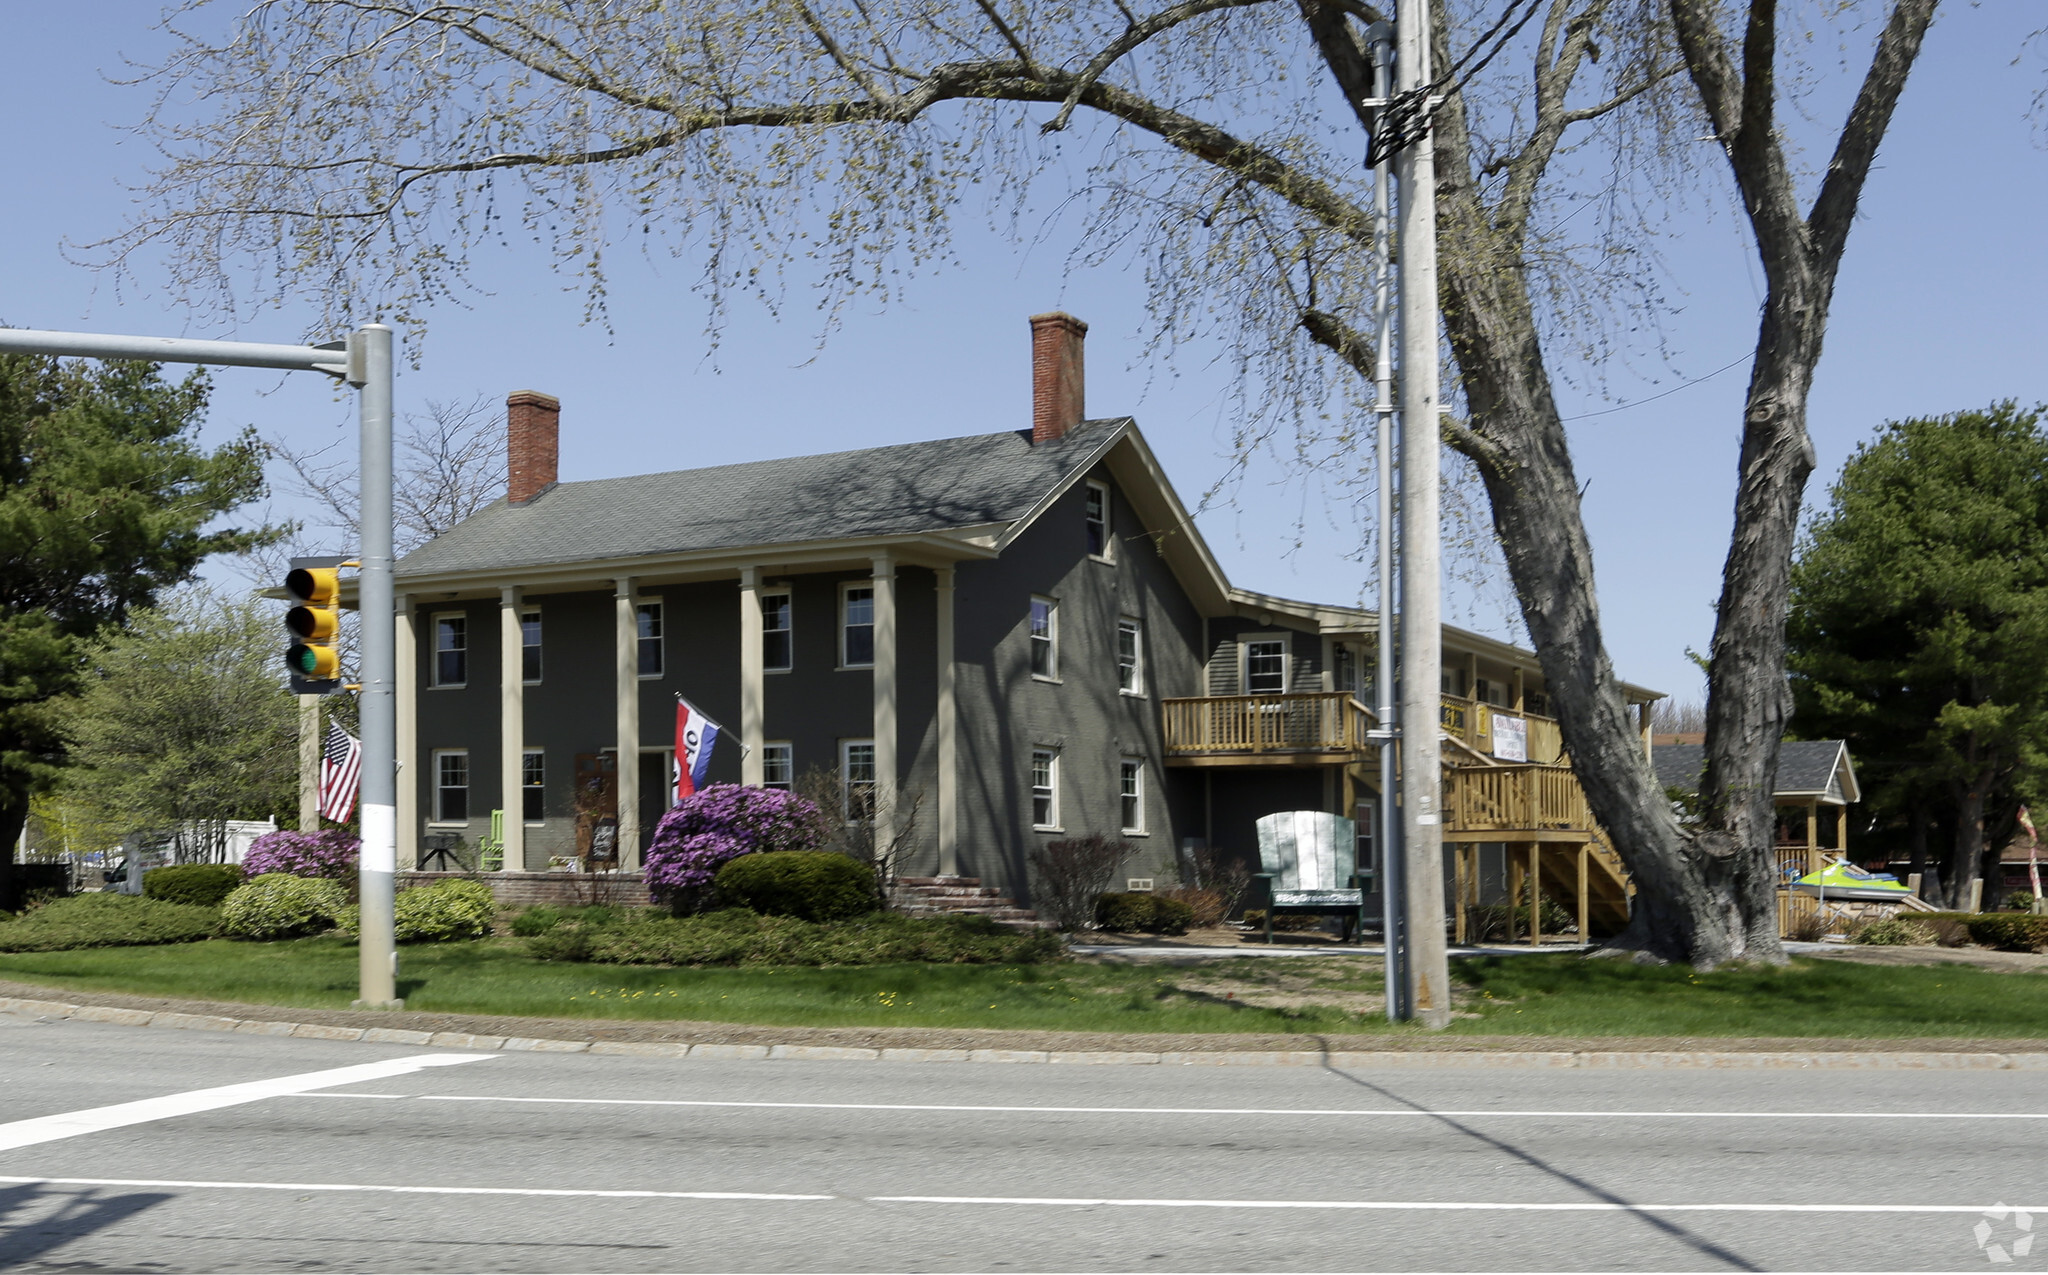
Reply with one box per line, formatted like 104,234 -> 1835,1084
1560,354 -> 1752,421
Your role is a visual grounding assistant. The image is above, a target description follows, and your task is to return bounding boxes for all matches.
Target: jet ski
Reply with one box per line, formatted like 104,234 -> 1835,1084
1789,858 -> 1914,902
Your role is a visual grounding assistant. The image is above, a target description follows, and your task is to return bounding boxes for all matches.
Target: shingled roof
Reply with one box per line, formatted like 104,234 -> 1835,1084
1653,740 -> 1859,804
396,419 -> 1128,579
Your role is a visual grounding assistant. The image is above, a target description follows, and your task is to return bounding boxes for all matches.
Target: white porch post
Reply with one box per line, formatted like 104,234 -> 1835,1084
615,577 -> 641,868
871,553 -> 897,843
739,566 -> 765,787
936,564 -> 958,876
499,586 -> 526,871
395,593 -> 418,868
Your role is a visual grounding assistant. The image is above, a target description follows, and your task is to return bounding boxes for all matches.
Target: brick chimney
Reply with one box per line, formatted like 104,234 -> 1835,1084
506,390 -> 559,505
1029,312 -> 1088,444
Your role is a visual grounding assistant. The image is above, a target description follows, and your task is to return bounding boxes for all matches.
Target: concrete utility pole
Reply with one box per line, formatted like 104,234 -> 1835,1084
1395,0 -> 1452,1028
0,324 -> 402,1010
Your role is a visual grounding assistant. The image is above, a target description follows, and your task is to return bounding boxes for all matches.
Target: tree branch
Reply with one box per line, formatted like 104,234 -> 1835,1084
1044,0 -> 1281,132
1805,0 -> 1939,268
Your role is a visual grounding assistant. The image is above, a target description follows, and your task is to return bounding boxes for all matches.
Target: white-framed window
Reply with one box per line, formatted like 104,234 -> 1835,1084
1029,596 -> 1058,679
762,589 -> 792,672
1085,480 -> 1112,559
1119,757 -> 1145,834
1243,638 -> 1287,694
432,613 -> 467,687
433,749 -> 469,823
841,739 -> 877,819
521,608 -> 542,684
842,585 -> 875,668
1117,617 -> 1143,696
762,742 -> 793,791
521,749 -> 545,823
1031,747 -> 1059,830
1354,799 -> 1378,883
636,601 -> 664,678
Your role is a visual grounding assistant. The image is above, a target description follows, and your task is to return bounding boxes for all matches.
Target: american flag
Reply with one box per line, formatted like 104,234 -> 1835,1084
319,722 -> 363,823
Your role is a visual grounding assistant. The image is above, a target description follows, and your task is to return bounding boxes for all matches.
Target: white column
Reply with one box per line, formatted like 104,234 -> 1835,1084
615,577 -> 641,868
871,554 -> 897,844
936,565 -> 958,877
499,585 -> 525,872
395,594 -> 418,868
739,566 -> 765,786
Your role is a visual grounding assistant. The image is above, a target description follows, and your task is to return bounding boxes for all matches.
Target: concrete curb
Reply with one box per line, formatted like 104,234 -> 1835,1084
6,995 -> 2046,1069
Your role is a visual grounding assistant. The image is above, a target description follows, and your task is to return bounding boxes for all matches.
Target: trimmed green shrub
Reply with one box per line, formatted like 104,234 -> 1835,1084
220,873 -> 348,940
1914,911 -> 2048,952
0,893 -> 218,952
1851,917 -> 1937,946
527,908 -> 1065,967
393,878 -> 498,942
713,851 -> 876,922
143,863 -> 245,909
511,904 -> 624,937
1093,892 -> 1194,935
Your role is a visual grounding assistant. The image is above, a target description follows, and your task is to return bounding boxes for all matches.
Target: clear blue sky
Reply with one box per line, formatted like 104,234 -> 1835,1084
3,5 -> 2041,704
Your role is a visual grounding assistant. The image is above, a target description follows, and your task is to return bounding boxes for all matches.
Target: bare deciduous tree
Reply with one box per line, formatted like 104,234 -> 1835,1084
110,0 -> 1942,964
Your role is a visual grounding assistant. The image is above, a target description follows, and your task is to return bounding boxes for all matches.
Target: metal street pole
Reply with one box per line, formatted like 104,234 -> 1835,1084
1365,20 -> 1409,1023
351,324 -> 401,1009
0,324 -> 403,1011
1395,0 -> 1452,1028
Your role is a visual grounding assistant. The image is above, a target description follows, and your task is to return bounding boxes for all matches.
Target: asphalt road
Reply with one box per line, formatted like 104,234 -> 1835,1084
2,1007 -> 2044,1272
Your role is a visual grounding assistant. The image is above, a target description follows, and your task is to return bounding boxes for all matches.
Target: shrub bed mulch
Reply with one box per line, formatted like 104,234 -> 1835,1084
5,975 -> 2046,1058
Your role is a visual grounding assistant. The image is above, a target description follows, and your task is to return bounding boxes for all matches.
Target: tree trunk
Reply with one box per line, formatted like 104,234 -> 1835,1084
1907,804 -> 1929,895
0,794 -> 27,913
1949,777 -> 1988,911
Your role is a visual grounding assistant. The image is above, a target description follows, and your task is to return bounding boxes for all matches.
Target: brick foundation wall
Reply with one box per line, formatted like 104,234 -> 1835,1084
399,870 -> 650,909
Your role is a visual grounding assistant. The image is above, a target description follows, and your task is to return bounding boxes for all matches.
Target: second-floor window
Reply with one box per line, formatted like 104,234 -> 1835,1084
1030,596 -> 1058,679
762,590 -> 792,671
521,609 -> 542,683
843,586 -> 875,668
1117,618 -> 1143,695
433,615 -> 467,687
637,602 -> 663,677
1244,639 -> 1286,694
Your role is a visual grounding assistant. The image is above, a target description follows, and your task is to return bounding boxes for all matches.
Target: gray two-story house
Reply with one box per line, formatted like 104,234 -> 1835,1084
392,313 -> 1658,921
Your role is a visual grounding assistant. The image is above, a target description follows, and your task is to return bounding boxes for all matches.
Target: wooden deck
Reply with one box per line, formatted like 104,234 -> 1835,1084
1160,692 -> 1376,765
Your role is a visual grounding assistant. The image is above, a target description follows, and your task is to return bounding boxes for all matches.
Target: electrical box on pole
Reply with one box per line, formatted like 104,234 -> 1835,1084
285,555 -> 349,694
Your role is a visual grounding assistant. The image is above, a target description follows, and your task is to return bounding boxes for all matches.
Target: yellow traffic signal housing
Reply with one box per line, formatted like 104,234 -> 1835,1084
284,556 -> 348,694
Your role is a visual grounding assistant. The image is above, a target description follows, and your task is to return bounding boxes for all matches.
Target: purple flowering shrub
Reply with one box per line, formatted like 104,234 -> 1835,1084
243,829 -> 360,881
642,785 -> 826,905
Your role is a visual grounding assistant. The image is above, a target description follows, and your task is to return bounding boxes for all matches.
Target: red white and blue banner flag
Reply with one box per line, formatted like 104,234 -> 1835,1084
673,697 -> 723,801
318,722 -> 362,823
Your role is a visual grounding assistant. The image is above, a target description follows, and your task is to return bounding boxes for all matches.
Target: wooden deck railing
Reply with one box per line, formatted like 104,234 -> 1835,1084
1441,696 -> 1565,763
1161,692 -> 1376,756
1441,763 -> 1595,832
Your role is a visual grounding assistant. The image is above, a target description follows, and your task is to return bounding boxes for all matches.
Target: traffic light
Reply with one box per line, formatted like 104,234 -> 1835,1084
285,555 -> 347,694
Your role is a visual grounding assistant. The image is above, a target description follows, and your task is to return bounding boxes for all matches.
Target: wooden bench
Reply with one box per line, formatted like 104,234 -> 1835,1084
1254,810 -> 1366,944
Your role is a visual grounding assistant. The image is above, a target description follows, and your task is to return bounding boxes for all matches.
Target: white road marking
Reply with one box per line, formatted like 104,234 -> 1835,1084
0,1054 -> 496,1153
0,1176 -> 825,1201
287,1092 -> 2048,1121
0,1174 -> 2037,1215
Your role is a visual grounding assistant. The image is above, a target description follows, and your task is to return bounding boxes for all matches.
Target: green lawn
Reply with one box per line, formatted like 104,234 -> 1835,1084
3,939 -> 2045,1038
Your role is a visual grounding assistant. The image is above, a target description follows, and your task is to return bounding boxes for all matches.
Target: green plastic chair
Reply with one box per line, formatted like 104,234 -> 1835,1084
477,809 -> 505,872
